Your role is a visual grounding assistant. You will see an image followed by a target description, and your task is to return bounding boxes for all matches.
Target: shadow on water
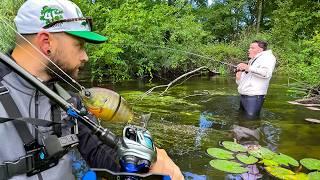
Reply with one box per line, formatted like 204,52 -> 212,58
84,75 -> 320,179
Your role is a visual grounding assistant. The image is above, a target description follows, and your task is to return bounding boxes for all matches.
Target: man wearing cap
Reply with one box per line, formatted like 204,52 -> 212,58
0,0 -> 183,179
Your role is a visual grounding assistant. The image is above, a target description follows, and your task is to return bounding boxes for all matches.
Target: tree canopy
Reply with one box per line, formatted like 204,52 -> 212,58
1,0 -> 320,88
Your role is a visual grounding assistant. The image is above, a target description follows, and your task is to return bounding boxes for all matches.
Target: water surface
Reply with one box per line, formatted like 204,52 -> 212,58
86,75 -> 320,179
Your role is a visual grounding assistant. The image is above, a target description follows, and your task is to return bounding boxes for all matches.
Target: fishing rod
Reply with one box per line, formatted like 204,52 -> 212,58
145,45 -> 237,68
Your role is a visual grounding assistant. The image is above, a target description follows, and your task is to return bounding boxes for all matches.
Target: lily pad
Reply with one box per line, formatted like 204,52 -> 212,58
207,148 -> 234,160
259,159 -> 279,166
236,154 -> 258,164
294,173 -> 309,180
265,166 -> 295,180
209,160 -> 248,174
300,158 -> 320,171
309,171 -> 320,180
222,141 -> 247,152
248,146 -> 276,159
272,153 -> 299,167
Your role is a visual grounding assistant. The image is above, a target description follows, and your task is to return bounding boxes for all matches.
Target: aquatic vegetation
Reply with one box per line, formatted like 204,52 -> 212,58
271,153 -> 299,167
207,148 -> 234,160
207,141 -> 320,179
236,154 -> 258,165
209,160 -> 248,174
259,158 -> 279,166
300,158 -> 320,171
264,166 -> 295,179
121,90 -> 201,113
265,167 -> 308,180
248,146 -> 277,159
222,141 -> 247,152
309,171 -> 320,180
120,90 -> 202,124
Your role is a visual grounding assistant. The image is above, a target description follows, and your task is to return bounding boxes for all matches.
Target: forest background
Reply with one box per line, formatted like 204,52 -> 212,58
1,0 -> 320,95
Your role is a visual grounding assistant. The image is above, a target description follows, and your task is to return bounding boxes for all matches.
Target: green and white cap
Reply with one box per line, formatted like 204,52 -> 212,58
14,0 -> 107,44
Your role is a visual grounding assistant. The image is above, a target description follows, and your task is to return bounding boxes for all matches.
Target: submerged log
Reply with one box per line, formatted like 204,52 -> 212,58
306,107 -> 320,111
305,118 -> 320,124
288,96 -> 320,111
287,101 -> 320,107
295,96 -> 320,104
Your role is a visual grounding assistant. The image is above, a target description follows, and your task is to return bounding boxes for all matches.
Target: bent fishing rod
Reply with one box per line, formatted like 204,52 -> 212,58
0,52 -> 120,148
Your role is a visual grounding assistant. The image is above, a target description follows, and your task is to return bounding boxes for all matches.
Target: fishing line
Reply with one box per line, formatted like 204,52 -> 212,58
144,44 -> 237,68
1,18 -> 85,92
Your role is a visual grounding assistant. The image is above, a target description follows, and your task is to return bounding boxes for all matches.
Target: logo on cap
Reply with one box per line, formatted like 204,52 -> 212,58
40,6 -> 64,25
75,7 -> 89,29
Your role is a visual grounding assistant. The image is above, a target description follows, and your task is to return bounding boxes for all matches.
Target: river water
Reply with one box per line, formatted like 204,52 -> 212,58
84,75 -> 320,179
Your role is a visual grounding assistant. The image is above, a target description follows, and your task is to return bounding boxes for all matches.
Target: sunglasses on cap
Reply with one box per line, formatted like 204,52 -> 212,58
42,17 -> 93,31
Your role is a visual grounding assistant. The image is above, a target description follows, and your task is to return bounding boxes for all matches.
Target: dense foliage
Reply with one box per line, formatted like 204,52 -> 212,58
0,0 -> 24,51
0,0 -> 319,89
75,0 -> 320,88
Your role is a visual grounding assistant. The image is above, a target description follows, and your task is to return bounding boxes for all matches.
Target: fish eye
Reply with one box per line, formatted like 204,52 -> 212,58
84,90 -> 91,97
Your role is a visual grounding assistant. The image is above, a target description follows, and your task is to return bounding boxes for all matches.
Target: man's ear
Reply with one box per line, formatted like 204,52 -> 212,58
35,31 -> 52,56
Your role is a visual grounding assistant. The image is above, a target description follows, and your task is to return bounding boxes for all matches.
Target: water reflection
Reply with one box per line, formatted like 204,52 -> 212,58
103,76 -> 320,178
195,110 -> 281,179
229,120 -> 281,179
226,165 -> 262,180
183,172 -> 207,180
195,112 -> 228,147
232,122 -> 281,152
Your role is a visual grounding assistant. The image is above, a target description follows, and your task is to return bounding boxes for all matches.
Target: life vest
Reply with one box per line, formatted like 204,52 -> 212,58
0,61 -> 82,179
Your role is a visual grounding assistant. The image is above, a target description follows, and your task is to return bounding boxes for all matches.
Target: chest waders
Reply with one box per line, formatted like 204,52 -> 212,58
0,79 -> 79,179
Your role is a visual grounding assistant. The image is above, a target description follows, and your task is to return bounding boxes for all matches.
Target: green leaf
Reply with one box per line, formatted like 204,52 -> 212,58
309,171 -> 320,180
222,141 -> 247,152
271,153 -> 299,167
236,154 -> 258,164
209,160 -> 248,174
248,146 -> 276,159
265,166 -> 295,180
207,148 -> 234,160
300,158 -> 320,171
294,173 -> 309,180
259,159 -> 279,166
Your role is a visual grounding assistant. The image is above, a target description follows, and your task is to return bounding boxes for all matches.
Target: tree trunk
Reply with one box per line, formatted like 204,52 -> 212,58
256,0 -> 263,33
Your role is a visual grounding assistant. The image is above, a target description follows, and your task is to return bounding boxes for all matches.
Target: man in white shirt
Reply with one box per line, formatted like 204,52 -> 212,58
235,40 -> 276,119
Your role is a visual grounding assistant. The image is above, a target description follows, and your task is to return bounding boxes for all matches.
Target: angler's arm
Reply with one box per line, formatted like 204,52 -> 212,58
77,118 -> 121,171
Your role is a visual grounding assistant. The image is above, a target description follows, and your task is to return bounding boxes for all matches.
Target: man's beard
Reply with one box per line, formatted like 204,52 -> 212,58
46,55 -> 79,81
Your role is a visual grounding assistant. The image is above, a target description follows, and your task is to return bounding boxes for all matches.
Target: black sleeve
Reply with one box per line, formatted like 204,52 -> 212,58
77,119 -> 121,171
68,92 -> 121,171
